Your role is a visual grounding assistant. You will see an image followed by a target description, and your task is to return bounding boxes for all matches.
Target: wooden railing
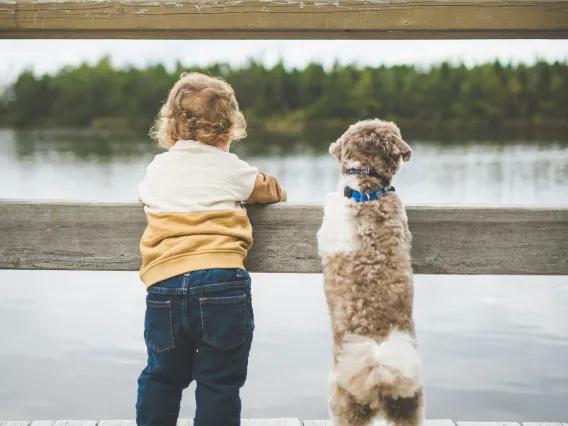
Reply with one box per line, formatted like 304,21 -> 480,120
1,1 -> 567,275
1,0 -> 568,40
1,200 -> 567,275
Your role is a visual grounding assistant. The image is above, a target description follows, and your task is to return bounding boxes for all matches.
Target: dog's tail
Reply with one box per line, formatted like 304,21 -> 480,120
335,331 -> 422,402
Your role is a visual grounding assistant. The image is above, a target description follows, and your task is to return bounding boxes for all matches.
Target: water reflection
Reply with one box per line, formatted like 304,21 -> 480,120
10,128 -> 157,161
2,128 -> 568,206
7,127 -> 568,160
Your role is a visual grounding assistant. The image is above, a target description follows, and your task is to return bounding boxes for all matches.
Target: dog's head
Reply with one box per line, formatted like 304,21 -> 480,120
329,119 -> 411,192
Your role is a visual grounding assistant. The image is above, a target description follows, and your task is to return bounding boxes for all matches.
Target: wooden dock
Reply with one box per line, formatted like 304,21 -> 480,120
1,422 -> 566,426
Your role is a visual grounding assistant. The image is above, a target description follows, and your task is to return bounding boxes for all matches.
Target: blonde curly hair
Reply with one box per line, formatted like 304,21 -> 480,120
150,72 -> 247,149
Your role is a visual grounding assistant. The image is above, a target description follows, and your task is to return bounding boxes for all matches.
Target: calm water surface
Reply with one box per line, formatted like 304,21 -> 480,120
0,129 -> 567,421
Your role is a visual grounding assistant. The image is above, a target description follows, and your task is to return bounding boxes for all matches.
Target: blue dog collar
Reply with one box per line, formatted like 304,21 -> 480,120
344,186 -> 395,203
343,168 -> 394,202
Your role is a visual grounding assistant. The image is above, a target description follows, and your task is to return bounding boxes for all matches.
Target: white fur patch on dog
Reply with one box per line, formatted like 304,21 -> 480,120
337,173 -> 361,193
328,367 -> 338,385
336,330 -> 423,400
371,331 -> 422,390
372,419 -> 396,426
317,192 -> 359,257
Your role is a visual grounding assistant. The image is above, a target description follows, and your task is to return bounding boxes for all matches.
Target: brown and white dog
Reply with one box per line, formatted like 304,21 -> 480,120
317,119 -> 424,426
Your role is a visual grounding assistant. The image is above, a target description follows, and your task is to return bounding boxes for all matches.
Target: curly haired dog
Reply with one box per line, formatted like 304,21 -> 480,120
317,119 -> 424,426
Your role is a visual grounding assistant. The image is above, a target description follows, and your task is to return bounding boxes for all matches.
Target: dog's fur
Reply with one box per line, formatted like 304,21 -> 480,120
317,119 -> 424,426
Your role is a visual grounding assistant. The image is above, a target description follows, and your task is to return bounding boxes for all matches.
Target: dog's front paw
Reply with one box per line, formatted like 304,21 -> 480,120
317,192 -> 358,257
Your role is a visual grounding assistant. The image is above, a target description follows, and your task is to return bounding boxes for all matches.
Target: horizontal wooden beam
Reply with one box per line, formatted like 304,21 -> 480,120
1,0 -> 568,40
0,200 -> 567,275
0,422 -> 564,426
0,422 -> 566,426
1,421 -> 566,426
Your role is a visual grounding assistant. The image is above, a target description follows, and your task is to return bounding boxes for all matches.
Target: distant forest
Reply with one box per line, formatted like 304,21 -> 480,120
1,58 -> 567,141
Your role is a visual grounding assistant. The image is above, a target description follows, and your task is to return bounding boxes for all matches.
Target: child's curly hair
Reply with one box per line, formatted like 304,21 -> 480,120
150,72 -> 247,149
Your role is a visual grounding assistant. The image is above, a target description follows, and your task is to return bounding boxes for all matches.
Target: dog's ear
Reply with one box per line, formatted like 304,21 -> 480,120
329,138 -> 343,161
393,135 -> 412,162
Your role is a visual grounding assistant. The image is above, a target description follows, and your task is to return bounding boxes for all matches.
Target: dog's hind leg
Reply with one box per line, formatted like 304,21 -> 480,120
329,368 -> 376,426
382,389 -> 425,426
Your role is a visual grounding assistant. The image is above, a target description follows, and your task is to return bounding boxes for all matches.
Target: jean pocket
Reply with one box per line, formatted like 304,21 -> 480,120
144,299 -> 175,353
200,293 -> 247,351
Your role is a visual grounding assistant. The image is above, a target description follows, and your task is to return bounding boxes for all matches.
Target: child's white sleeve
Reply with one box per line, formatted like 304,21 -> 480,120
227,155 -> 259,201
228,155 -> 287,204
137,158 -> 159,209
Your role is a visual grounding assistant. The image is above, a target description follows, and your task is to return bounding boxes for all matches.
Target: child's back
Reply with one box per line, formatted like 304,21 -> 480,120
136,72 -> 286,426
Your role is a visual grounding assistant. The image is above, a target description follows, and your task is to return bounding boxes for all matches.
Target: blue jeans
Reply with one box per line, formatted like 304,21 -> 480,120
136,268 -> 254,426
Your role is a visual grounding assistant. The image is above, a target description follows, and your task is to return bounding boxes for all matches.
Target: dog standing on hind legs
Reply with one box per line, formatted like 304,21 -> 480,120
317,119 -> 425,426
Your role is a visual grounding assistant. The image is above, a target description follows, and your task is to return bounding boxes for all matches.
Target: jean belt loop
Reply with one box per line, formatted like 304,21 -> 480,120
182,272 -> 191,289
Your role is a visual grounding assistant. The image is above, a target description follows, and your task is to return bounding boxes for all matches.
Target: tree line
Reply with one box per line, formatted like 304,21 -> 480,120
1,57 -> 567,138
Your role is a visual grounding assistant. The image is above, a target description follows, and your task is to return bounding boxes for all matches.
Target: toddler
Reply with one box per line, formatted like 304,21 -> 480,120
136,72 -> 287,426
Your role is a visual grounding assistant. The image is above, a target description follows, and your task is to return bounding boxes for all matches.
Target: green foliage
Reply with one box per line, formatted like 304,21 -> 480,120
1,57 -> 567,135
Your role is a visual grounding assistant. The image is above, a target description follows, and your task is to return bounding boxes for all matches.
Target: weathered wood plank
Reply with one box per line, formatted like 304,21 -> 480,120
29,423 -> 55,426
0,423 -> 564,426
523,423 -> 568,426
427,421 -> 456,426
458,423 -> 521,426
0,423 -> 31,426
1,0 -> 568,40
0,200 -> 567,275
305,422 -> 458,426
242,420 -> 301,426
53,422 -> 97,426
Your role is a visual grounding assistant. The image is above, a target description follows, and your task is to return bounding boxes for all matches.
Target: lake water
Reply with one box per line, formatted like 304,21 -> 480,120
1,128 -> 567,422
